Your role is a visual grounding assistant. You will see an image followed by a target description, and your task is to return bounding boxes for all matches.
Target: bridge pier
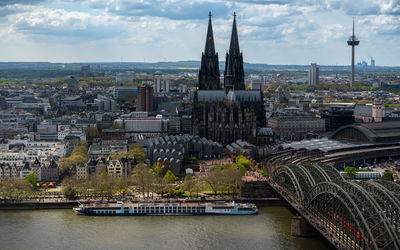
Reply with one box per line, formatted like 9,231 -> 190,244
291,215 -> 319,237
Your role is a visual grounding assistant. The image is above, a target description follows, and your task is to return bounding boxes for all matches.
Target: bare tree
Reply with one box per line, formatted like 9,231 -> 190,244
222,166 -> 243,198
131,163 -> 154,198
202,169 -> 223,195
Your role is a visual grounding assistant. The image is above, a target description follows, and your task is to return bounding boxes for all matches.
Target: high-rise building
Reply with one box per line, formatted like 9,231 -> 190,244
308,63 -> 319,86
179,84 -> 187,93
163,79 -> 170,93
81,65 -> 91,77
153,72 -> 162,93
370,58 -> 375,67
250,75 -> 264,90
137,85 -> 153,112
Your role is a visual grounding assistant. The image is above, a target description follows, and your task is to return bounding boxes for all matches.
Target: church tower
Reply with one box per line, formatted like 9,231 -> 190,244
198,12 -> 220,90
224,13 -> 245,91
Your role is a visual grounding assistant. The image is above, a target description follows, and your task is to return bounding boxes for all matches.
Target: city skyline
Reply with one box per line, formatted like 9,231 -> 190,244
0,1 -> 399,65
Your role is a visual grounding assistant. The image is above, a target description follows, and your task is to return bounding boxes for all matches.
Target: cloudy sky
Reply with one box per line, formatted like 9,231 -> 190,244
0,0 -> 399,65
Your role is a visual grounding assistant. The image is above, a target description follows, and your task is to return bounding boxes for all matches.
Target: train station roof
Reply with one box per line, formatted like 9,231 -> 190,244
281,137 -> 370,153
331,121 -> 400,143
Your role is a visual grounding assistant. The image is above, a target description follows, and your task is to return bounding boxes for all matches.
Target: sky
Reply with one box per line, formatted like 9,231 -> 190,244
0,0 -> 399,66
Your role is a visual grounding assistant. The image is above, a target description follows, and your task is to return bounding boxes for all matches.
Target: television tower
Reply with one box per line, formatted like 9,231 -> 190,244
347,17 -> 360,87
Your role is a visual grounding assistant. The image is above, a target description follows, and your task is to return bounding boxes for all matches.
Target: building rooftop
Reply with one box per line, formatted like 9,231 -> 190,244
354,104 -> 372,117
197,90 -> 262,103
257,127 -> 273,136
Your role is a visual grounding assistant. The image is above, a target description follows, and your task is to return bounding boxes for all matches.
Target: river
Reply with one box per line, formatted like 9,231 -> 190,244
0,207 -> 334,250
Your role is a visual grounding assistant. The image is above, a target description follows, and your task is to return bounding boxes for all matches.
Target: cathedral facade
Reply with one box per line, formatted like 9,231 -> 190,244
192,13 -> 266,144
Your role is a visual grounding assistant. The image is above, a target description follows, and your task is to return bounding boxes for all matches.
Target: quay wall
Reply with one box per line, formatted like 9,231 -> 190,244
0,201 -> 79,210
0,198 -> 286,210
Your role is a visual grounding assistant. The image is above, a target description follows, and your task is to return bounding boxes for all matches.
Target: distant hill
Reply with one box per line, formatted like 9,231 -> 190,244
0,61 -> 398,73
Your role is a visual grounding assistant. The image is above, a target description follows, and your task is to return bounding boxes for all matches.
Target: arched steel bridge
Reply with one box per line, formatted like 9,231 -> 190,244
269,164 -> 400,250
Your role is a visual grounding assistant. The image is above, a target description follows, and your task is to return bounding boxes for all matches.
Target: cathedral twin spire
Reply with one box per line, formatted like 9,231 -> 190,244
205,12 -> 216,57
199,12 -> 220,90
224,12 -> 245,91
199,12 -> 245,91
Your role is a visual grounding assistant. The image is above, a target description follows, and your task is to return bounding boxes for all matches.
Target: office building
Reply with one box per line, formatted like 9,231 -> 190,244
137,85 -> 153,112
113,86 -> 138,100
308,63 -> 319,86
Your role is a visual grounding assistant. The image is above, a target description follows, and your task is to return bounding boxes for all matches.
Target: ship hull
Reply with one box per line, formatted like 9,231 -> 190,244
74,210 -> 258,216
73,201 -> 258,216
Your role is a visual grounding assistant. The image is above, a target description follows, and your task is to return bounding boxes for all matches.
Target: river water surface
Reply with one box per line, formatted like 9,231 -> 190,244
0,207 -> 333,250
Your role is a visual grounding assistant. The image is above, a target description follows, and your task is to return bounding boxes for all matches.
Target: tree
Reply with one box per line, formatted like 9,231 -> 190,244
59,142 -> 88,175
151,175 -> 169,198
13,179 -> 32,200
127,144 -> 146,162
236,155 -> 250,169
221,166 -> 243,197
381,172 -> 394,181
114,178 -> 131,196
151,162 -> 165,177
23,173 -> 38,188
63,186 -> 77,199
95,173 -> 114,200
344,167 -> 357,179
59,158 -> 74,174
132,163 -> 154,198
61,178 -> 78,199
203,168 -> 223,195
163,170 -> 177,184
0,179 -> 32,200
0,181 -> 12,198
183,175 -> 196,196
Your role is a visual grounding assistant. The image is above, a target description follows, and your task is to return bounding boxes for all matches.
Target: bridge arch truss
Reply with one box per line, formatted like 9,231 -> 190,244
272,164 -> 400,250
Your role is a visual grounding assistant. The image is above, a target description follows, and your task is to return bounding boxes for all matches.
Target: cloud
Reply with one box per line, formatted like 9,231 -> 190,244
0,0 -> 399,64
9,6 -> 122,39
0,0 -> 44,7
238,3 -> 306,26
359,15 -> 400,36
0,4 -> 34,17
319,0 -> 400,15
85,0 -> 231,20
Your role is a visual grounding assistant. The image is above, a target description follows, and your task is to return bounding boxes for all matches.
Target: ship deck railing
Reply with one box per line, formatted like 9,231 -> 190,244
82,201 -> 254,208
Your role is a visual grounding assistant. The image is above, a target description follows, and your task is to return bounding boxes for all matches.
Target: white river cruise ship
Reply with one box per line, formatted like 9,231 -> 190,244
73,201 -> 258,216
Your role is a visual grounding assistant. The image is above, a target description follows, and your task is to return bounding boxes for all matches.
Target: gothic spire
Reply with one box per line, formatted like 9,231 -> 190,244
204,11 -> 215,56
224,12 -> 245,91
229,12 -> 240,57
198,11 -> 220,90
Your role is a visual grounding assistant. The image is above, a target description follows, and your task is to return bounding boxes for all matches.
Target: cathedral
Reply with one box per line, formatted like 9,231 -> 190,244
192,12 -> 266,144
